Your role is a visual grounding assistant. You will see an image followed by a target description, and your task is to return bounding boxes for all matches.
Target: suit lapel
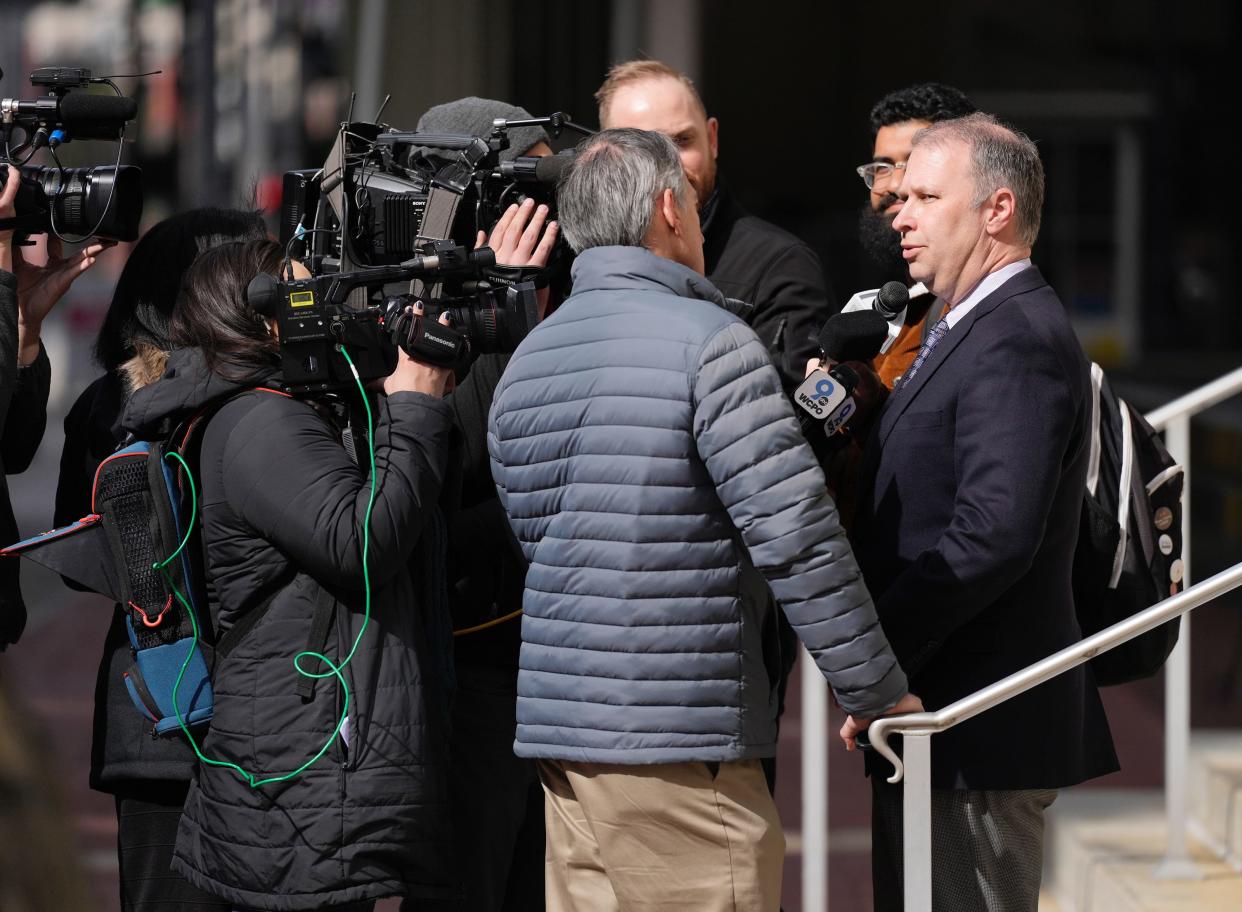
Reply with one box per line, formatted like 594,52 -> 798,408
876,267 -> 1049,446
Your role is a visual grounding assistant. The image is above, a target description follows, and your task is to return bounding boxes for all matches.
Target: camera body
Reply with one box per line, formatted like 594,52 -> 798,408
280,119 -> 566,270
0,65 -> 143,241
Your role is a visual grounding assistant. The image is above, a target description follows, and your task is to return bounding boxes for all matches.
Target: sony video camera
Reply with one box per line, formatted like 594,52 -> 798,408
279,111 -> 583,270
0,65 -> 143,241
265,109 -> 588,389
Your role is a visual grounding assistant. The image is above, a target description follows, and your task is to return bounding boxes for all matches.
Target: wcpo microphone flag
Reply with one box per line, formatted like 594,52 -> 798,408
794,364 -> 861,436
793,309 -> 889,439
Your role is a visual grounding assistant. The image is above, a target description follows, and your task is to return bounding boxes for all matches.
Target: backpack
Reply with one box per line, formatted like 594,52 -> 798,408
3,392 -> 293,737
1073,363 -> 1185,686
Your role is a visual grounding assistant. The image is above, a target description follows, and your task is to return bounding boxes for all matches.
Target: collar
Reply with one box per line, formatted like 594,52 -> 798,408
943,258 -> 1033,329
699,185 -> 723,234
568,245 -> 728,306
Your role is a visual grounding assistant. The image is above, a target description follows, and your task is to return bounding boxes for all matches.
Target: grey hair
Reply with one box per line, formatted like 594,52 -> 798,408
912,112 -> 1045,246
557,128 -> 689,253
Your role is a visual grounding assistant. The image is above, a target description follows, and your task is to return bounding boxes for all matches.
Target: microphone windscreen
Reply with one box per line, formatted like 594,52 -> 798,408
59,93 -> 138,138
874,281 -> 910,320
818,310 -> 889,363
534,150 -> 576,184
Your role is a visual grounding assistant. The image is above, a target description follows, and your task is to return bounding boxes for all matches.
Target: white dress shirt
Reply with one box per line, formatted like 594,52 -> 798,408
943,258 -> 1033,329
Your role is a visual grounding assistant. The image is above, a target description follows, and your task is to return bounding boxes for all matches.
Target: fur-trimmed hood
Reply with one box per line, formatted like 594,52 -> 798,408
121,347 -> 275,439
119,342 -> 169,395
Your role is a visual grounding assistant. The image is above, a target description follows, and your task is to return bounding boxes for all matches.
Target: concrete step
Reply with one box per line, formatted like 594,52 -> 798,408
1188,729 -> 1242,870
1043,788 -> 1242,912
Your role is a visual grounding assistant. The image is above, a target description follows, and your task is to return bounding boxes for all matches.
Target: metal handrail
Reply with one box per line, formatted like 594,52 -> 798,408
868,561 -> 1242,782
1146,365 -> 1242,430
851,365 -> 1242,912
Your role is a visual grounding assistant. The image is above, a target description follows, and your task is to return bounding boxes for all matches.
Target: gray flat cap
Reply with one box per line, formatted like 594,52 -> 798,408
415,96 -> 551,162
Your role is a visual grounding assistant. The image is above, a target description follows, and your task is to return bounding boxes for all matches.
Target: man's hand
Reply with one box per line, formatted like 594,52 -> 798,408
384,305 -> 455,398
839,692 -> 925,751
13,234 -> 113,365
476,197 -> 558,268
3,165 -> 113,364
838,358 -> 888,436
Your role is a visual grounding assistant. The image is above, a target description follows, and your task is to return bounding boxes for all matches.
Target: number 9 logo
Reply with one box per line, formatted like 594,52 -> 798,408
815,378 -> 835,399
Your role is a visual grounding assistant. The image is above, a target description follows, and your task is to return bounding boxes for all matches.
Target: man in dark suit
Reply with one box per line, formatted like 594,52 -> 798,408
846,114 -> 1119,911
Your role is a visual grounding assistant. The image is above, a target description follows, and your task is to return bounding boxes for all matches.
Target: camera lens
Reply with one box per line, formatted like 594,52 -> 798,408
22,164 -> 143,241
442,283 -> 541,356
445,299 -> 502,353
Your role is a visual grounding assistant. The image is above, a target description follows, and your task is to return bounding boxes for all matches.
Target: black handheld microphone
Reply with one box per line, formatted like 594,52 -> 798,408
793,310 -> 889,440
873,280 -> 910,320
56,93 -> 137,139
839,281 -> 912,354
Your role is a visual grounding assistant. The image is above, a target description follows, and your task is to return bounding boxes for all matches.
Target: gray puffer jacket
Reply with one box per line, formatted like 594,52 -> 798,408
488,246 -> 907,764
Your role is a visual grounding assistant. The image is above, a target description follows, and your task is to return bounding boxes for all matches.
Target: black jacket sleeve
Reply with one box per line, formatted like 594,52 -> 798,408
748,243 -> 832,394
0,270 -> 17,404
0,269 -> 23,648
221,390 -> 454,591
2,343 -> 50,472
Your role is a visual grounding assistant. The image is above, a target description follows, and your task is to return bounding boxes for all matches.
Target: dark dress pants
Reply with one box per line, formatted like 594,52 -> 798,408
871,776 -> 1057,912
114,780 -> 233,912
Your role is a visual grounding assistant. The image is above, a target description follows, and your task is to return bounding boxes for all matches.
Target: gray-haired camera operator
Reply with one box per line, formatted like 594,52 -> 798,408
0,164 -> 110,649
487,128 -> 922,910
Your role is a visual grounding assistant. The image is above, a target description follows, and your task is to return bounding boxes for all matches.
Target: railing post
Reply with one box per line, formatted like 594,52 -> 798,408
1155,414 -> 1200,879
903,732 -> 933,912
801,646 -> 829,911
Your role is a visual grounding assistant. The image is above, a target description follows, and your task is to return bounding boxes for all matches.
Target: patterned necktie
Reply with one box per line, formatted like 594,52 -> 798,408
897,317 -> 950,390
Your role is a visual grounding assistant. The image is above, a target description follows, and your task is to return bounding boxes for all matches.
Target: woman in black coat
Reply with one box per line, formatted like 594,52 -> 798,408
120,239 -> 457,910
54,207 -> 266,912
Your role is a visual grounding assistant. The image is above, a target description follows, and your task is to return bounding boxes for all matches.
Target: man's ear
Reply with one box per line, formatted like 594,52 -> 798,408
706,116 -> 720,161
659,187 -> 681,234
985,187 -> 1017,238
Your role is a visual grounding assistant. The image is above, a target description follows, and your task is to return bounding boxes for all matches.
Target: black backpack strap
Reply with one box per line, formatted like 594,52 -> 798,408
189,387 -> 338,699
212,580 -> 339,700
296,584 -> 339,703
214,589 -> 283,659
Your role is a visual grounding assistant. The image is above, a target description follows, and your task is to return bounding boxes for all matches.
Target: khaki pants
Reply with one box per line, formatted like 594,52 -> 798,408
537,758 -> 784,912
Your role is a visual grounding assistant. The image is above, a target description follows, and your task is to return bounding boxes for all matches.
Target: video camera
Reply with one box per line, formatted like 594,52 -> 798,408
262,108 -> 588,394
279,111 -> 583,270
0,65 -> 143,241
247,239 -> 542,396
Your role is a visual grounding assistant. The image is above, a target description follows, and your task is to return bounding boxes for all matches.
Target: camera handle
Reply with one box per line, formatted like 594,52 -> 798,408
493,112 -> 595,140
